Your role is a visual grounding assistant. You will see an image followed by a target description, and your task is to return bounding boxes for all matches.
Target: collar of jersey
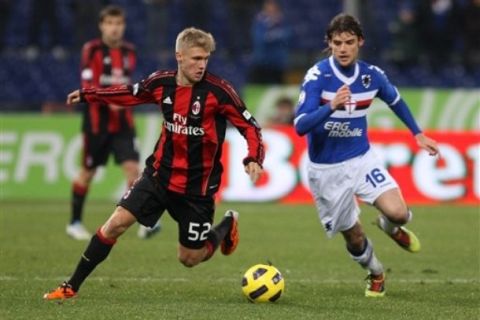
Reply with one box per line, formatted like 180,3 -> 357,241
329,56 -> 359,86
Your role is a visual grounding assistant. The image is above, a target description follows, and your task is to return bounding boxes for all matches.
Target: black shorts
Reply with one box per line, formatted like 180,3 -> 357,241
118,173 -> 215,249
82,132 -> 139,169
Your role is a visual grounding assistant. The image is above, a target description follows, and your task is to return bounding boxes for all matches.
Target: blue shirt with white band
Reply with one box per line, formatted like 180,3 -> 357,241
294,56 -> 421,164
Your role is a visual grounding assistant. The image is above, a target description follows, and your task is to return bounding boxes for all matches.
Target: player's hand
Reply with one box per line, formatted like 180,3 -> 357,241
244,162 -> 263,184
415,133 -> 439,156
330,84 -> 351,110
66,90 -> 81,105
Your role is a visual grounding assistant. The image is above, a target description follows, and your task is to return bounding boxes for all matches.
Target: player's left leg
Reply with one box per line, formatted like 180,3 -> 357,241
177,210 -> 239,267
341,222 -> 385,297
374,188 -> 420,253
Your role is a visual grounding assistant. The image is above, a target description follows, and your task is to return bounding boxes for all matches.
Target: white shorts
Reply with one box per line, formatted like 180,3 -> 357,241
307,149 -> 398,238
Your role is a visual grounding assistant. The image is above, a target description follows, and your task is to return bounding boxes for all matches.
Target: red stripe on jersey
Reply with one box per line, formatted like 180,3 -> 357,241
91,103 -> 100,134
84,47 -> 103,134
201,92 -> 220,194
108,108 -> 120,132
149,87 -> 164,170
126,109 -> 134,128
81,40 -> 102,87
91,49 -> 102,87
107,49 -> 123,132
153,126 -> 167,170
320,98 -> 373,110
356,99 -> 373,107
168,86 -> 192,193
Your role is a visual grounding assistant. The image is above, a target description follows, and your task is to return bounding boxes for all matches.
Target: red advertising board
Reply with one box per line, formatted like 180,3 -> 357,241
219,127 -> 479,205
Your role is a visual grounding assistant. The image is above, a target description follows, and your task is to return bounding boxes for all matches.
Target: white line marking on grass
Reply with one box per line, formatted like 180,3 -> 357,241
1,276 -> 478,284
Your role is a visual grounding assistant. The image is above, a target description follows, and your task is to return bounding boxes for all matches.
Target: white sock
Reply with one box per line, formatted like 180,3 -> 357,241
349,239 -> 384,276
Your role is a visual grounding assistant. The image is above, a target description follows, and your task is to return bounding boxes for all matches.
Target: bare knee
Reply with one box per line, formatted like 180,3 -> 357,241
178,253 -> 202,268
122,161 -> 140,188
383,202 -> 409,224
101,207 -> 137,239
76,167 -> 96,186
178,256 -> 197,268
177,246 -> 206,268
375,189 -> 409,224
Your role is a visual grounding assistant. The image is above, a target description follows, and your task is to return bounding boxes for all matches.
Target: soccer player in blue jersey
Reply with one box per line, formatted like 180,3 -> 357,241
294,13 -> 439,297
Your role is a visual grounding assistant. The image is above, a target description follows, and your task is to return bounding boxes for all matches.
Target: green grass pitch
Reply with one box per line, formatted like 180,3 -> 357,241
0,200 -> 478,319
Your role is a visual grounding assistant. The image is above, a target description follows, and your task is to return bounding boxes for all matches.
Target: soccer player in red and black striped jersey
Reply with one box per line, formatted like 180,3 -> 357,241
67,6 -> 159,241
44,27 -> 264,300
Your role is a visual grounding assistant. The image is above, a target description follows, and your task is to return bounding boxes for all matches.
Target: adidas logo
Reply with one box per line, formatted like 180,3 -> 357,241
163,97 -> 172,104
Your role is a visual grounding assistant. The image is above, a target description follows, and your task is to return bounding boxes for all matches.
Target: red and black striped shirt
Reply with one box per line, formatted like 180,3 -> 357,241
81,70 -> 264,196
80,39 -> 136,134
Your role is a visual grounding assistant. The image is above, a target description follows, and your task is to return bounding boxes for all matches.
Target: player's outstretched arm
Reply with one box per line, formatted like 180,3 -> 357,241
244,161 -> 263,183
415,133 -> 439,156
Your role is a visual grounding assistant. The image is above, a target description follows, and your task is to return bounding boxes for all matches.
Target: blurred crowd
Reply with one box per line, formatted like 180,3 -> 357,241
384,0 -> 480,73
0,0 -> 478,109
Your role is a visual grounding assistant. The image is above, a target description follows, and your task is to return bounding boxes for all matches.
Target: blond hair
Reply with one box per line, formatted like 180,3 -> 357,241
175,27 -> 216,53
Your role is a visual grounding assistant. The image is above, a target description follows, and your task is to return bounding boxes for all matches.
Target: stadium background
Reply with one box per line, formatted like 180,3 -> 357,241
0,0 -> 478,205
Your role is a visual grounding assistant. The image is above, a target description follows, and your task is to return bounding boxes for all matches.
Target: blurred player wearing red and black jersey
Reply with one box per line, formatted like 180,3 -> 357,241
67,5 -> 159,240
44,27 -> 264,300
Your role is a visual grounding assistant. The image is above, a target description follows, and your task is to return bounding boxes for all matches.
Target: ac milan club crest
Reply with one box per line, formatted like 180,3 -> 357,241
191,101 -> 201,115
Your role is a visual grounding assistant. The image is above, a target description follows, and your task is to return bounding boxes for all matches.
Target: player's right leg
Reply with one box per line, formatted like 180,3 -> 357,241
341,222 -> 385,298
121,160 -> 162,240
67,167 -> 97,240
374,189 -> 421,253
44,206 -> 137,300
168,187 -> 239,266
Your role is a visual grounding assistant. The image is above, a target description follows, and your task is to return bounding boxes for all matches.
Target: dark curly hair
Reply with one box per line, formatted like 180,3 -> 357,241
325,13 -> 364,43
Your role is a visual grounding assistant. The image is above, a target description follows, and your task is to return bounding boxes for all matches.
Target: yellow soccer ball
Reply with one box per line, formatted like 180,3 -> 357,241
241,264 -> 285,302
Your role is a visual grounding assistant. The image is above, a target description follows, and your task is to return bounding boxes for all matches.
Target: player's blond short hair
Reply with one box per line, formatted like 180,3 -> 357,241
175,27 -> 216,53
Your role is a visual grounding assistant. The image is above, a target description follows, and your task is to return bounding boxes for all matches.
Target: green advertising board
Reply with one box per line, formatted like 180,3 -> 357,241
0,113 -> 163,200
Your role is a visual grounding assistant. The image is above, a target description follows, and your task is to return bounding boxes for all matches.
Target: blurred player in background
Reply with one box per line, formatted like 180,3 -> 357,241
294,13 -> 439,297
67,5 -> 160,240
265,96 -> 295,127
44,27 -> 264,300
